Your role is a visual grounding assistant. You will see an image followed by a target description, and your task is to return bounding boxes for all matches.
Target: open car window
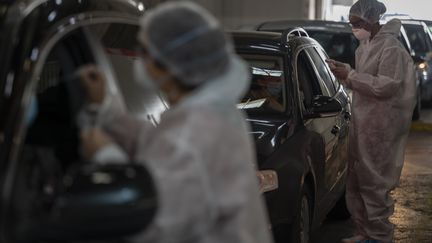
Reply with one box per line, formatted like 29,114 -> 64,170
238,55 -> 286,114
90,23 -> 169,125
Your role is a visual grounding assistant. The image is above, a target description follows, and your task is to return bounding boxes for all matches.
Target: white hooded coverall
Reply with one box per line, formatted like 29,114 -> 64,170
343,19 -> 416,242
90,56 -> 274,243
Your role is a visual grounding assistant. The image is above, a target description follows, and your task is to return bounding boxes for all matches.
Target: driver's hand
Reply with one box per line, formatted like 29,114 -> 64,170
78,64 -> 106,104
81,128 -> 113,161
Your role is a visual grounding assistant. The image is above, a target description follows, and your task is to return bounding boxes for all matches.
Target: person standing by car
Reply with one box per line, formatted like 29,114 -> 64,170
78,2 -> 273,243
326,0 -> 416,243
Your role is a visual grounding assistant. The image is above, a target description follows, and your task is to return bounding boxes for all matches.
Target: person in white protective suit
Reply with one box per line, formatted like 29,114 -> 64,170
78,2 -> 274,243
325,0 -> 416,243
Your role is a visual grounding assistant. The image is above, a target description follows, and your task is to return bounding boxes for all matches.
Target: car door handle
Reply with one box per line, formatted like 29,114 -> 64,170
331,125 -> 340,135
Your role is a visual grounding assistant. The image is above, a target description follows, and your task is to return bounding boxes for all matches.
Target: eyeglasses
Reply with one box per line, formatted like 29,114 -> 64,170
349,19 -> 366,29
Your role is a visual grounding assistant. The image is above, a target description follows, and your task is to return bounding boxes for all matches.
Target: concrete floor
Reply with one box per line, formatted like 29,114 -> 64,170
311,109 -> 432,243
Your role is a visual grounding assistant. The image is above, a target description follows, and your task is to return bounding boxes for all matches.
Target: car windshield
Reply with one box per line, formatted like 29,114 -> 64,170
404,24 -> 430,56
307,30 -> 357,68
238,55 -> 286,114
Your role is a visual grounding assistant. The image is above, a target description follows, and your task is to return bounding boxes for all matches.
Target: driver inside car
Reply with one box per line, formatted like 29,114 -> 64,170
249,75 -> 284,112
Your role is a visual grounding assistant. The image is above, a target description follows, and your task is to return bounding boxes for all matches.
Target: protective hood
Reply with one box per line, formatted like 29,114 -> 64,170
375,19 -> 401,39
176,54 -> 251,109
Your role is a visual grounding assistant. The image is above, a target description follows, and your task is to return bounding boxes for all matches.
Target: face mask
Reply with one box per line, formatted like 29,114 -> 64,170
267,83 -> 282,97
352,28 -> 371,41
25,95 -> 38,126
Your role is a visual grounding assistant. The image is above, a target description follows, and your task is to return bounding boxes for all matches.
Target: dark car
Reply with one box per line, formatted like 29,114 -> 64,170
257,20 -> 358,69
401,20 -> 432,104
259,19 -> 423,120
0,1 -> 349,243
420,20 -> 432,33
0,1 -> 161,242
232,29 -> 351,243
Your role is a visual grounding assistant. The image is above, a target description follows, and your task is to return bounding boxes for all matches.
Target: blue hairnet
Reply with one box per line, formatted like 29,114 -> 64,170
349,0 -> 387,24
138,1 -> 232,87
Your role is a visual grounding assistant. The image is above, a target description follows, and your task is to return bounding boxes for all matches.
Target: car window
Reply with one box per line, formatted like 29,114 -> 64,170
238,54 -> 286,114
305,47 -> 335,97
296,50 -> 321,111
91,23 -> 169,124
314,47 -> 341,92
404,24 -> 431,56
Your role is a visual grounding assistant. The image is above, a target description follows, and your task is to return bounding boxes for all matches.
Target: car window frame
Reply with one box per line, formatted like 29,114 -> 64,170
303,46 -> 333,97
294,46 -> 323,119
0,15 -> 140,236
314,46 -> 341,94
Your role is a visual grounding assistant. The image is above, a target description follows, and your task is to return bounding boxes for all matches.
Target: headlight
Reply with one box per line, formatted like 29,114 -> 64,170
418,62 -> 428,70
257,170 -> 278,193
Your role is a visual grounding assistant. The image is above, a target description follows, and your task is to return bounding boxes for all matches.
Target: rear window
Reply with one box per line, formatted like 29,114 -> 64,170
238,55 -> 286,114
307,30 -> 357,68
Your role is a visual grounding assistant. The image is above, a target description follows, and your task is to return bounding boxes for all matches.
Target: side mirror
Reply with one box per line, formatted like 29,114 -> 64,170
16,164 -> 157,243
304,96 -> 343,119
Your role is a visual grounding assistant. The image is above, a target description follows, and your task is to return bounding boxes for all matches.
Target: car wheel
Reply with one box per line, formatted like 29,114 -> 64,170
327,191 -> 351,220
291,186 -> 312,243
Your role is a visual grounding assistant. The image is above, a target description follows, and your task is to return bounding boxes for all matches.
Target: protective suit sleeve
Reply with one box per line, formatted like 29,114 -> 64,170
344,46 -> 407,98
128,131 -> 218,243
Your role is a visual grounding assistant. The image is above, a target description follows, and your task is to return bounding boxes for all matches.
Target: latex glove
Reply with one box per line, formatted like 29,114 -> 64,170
326,59 -> 351,81
78,64 -> 107,104
81,128 -> 113,161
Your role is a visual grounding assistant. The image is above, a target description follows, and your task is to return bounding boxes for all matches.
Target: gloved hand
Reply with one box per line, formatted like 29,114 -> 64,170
326,59 -> 351,81
78,64 -> 107,104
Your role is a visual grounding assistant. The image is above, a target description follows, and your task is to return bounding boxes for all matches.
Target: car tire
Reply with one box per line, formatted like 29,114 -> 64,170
290,185 -> 313,243
327,191 -> 351,220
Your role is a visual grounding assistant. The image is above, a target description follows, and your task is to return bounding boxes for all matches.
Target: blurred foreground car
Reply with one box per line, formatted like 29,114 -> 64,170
232,29 -> 351,243
0,1 -> 161,242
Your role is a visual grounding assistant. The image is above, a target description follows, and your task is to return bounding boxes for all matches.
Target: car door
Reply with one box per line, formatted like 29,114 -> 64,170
314,46 -> 349,182
0,7 -> 160,241
295,46 -> 340,193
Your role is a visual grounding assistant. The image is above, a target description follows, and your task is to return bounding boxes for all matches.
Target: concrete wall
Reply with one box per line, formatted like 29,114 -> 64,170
185,0 -> 313,29
160,0 -> 327,29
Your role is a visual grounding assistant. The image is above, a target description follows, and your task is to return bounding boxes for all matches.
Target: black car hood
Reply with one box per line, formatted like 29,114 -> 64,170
247,115 -> 292,160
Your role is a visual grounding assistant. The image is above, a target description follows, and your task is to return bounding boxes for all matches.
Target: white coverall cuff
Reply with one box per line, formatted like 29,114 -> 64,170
345,69 -> 356,87
92,143 -> 129,165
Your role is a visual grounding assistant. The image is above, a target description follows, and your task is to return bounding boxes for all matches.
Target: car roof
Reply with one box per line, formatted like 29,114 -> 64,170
230,31 -> 284,54
230,30 -> 320,57
258,20 -> 352,33
401,19 -> 428,26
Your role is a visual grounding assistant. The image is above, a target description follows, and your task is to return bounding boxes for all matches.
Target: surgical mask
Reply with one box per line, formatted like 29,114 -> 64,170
352,28 -> 371,41
25,95 -> 38,126
267,83 -> 282,97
